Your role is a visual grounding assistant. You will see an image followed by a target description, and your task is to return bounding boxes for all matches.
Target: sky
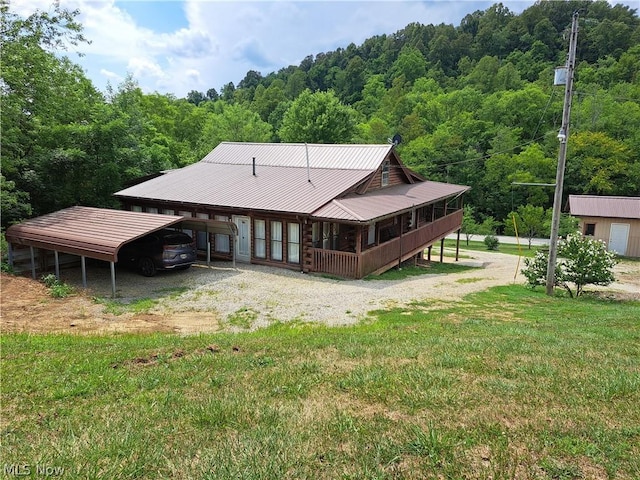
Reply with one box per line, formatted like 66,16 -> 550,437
12,0 -> 636,98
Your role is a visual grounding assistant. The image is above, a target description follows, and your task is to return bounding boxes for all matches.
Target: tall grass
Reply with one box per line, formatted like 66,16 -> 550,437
2,286 -> 639,479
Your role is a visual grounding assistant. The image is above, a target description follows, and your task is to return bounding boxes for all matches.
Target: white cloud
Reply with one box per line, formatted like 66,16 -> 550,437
185,69 -> 201,81
127,57 -> 165,79
99,68 -> 121,80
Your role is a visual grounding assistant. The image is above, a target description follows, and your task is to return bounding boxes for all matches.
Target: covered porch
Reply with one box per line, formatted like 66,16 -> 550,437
308,206 -> 463,279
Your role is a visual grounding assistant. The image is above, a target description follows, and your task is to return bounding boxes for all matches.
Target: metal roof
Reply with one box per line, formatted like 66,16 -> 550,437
201,142 -> 393,170
115,162 -> 373,214
312,181 -> 470,222
569,195 -> 640,220
115,142 -> 470,223
5,206 -> 185,262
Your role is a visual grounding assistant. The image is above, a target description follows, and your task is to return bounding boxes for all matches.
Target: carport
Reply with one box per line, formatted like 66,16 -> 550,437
5,206 -> 237,297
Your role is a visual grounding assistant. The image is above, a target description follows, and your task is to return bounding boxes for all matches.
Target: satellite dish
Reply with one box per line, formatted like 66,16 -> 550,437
392,133 -> 402,146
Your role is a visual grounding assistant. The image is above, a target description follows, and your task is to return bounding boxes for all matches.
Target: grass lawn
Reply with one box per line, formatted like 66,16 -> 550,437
434,239 -> 544,258
366,262 -> 476,280
2,286 -> 639,479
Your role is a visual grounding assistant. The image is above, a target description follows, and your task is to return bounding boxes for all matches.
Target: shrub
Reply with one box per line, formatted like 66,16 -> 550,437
521,234 -> 617,297
40,273 -> 74,298
1,262 -> 13,273
484,235 -> 499,250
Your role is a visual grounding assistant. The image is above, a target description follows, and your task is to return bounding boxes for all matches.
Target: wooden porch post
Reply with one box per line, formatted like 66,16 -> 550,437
398,219 -> 403,268
355,226 -> 362,278
440,238 -> 444,263
456,228 -> 460,262
427,245 -> 432,262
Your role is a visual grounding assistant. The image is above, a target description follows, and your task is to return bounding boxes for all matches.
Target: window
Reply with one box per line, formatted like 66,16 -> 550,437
271,221 -> 283,261
288,223 -> 300,264
322,223 -> 331,249
254,220 -> 266,258
381,160 -> 390,186
367,224 -> 376,245
312,222 -> 321,247
147,207 -> 158,214
179,211 -> 193,238
214,215 -> 230,253
131,206 -> 142,212
584,223 -> 596,236
196,213 -> 209,249
162,209 -> 174,216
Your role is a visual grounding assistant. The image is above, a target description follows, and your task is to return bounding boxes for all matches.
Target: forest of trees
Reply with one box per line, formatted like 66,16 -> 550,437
2,0 -> 639,233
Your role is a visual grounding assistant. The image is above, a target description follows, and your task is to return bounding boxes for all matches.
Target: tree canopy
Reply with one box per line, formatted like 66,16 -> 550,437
2,0 -> 639,232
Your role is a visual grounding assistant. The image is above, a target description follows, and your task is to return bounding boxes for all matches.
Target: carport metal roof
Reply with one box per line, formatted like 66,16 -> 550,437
5,206 -> 237,296
5,206 -> 186,262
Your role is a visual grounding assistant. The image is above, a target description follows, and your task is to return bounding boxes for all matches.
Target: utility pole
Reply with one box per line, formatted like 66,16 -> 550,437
546,11 -> 579,296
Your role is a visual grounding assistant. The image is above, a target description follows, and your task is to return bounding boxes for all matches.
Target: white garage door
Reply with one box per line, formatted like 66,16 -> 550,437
608,223 -> 630,255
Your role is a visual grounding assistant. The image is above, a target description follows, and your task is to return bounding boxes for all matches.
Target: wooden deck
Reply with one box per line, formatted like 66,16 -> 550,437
309,210 -> 462,278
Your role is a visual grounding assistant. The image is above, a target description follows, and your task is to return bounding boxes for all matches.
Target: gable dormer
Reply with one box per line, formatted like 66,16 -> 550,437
356,149 -> 421,194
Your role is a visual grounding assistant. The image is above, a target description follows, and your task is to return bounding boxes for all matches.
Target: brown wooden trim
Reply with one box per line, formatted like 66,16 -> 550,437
309,210 -> 463,278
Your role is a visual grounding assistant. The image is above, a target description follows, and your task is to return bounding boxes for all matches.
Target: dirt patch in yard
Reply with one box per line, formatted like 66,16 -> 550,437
1,251 -> 638,335
0,274 -> 217,335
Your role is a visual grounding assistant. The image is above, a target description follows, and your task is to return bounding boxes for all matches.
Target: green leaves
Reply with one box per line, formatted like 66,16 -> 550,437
278,90 -> 356,144
522,234 -> 618,297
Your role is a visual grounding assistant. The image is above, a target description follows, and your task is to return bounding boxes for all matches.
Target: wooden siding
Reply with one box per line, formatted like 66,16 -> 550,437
367,155 -> 409,191
309,210 -> 463,278
578,216 -> 640,257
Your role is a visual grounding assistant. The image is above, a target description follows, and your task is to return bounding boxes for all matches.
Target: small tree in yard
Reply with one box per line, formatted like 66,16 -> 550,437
522,234 -> 617,297
461,205 -> 479,245
504,204 -> 547,249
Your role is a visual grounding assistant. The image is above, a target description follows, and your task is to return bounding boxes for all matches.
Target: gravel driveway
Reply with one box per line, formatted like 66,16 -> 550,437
60,248 -> 638,332
60,251 -> 507,326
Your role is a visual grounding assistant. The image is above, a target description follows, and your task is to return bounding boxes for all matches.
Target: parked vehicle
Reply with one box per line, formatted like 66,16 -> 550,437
118,229 -> 197,276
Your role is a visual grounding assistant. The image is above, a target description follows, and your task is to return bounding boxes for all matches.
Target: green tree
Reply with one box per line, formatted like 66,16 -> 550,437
460,204 -> 480,245
567,131 -> 639,196
196,104 -> 272,158
251,79 -> 286,122
278,90 -> 356,143
186,90 -> 206,106
388,46 -> 428,85
354,117 -> 391,144
355,75 -> 386,116
0,176 -> 32,228
480,143 -> 554,222
285,70 -> 307,99
335,55 -> 366,104
206,88 -> 219,101
522,234 -> 618,297
504,204 -> 547,249
1,2 -> 101,221
463,55 -> 500,93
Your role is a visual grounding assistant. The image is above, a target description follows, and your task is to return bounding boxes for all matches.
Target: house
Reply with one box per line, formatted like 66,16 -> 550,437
114,142 -> 469,278
568,195 -> 640,257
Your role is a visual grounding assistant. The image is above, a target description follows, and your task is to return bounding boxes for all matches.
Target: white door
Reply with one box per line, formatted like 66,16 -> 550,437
233,216 -> 251,262
608,223 -> 630,255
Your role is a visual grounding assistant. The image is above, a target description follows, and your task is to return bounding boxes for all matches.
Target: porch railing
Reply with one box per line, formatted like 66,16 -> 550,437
309,210 -> 462,278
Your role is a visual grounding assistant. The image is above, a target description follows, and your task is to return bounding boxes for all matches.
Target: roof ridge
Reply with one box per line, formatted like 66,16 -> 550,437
327,199 -> 365,221
219,141 -> 391,148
